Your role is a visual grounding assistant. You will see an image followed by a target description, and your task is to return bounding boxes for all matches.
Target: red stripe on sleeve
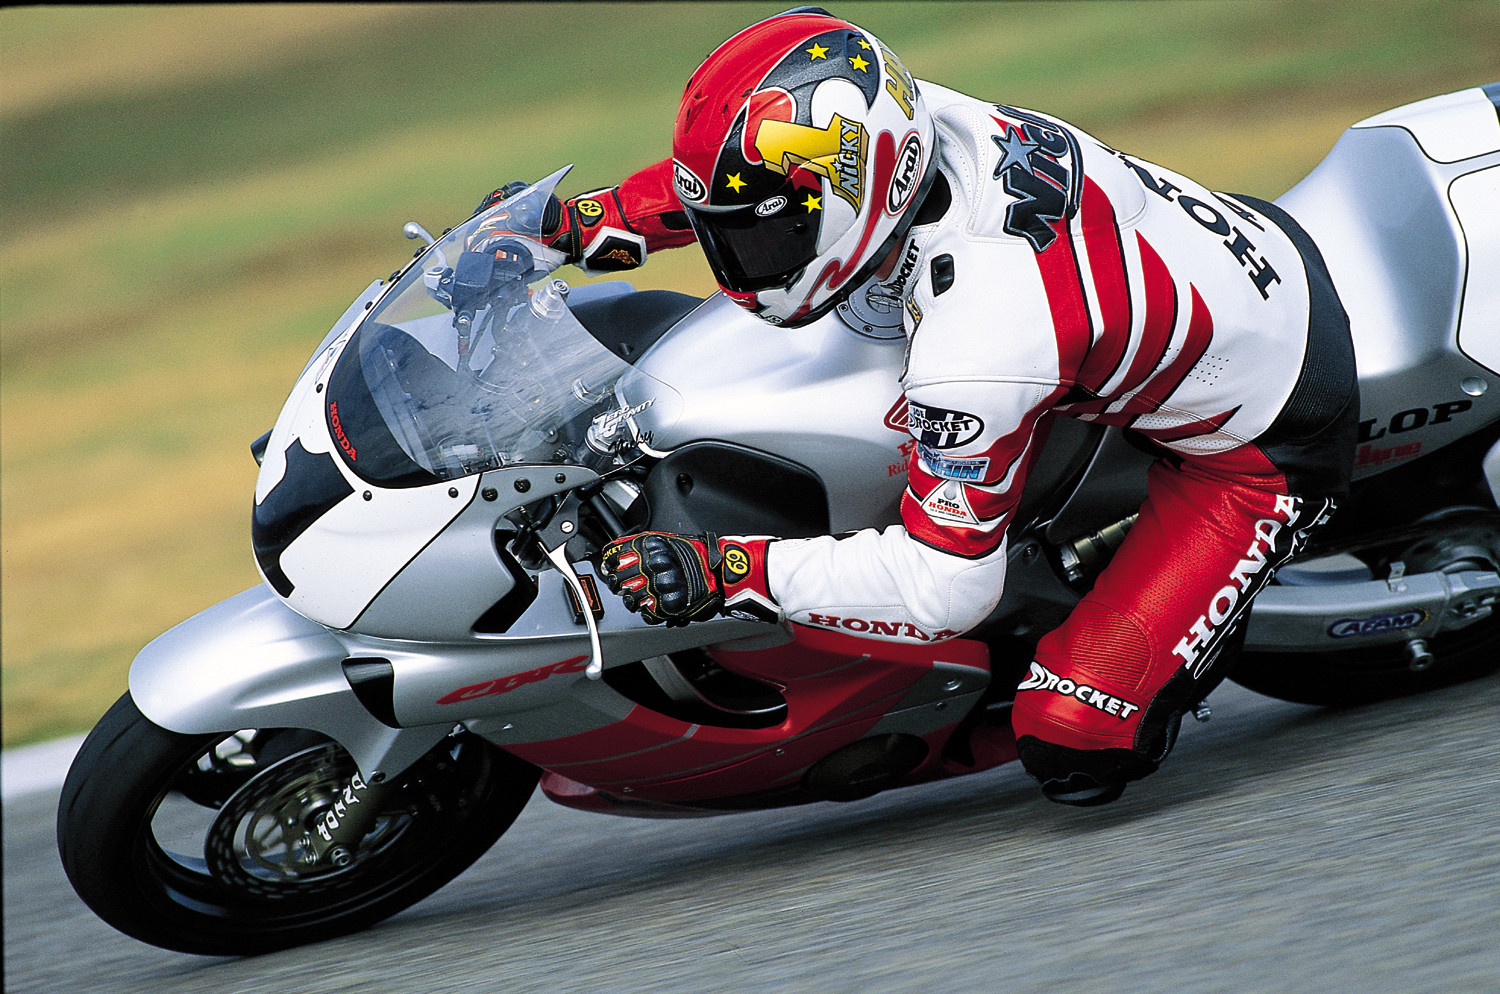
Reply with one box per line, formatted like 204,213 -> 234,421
905,442 -> 1019,526
899,489 -> 1006,558
1073,178 -> 1131,395
1033,214 -> 1092,386
1121,283 -> 1214,418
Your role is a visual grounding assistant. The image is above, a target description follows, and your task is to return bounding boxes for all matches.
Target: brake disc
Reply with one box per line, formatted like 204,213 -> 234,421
204,742 -> 409,900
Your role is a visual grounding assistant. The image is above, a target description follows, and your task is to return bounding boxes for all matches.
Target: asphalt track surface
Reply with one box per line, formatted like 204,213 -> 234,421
6,679 -> 1498,994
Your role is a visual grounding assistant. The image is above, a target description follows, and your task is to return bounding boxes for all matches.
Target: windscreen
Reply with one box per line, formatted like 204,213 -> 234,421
322,178 -> 670,487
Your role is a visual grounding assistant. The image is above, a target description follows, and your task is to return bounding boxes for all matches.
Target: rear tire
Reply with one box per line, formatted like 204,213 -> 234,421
1232,614 -> 1500,706
57,692 -> 538,956
1235,509 -> 1500,706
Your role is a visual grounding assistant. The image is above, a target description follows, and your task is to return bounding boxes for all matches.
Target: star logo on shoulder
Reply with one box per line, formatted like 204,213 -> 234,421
992,129 -> 1040,179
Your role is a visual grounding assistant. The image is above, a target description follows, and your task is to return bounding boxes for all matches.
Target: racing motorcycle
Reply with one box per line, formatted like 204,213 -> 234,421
58,84 -> 1500,956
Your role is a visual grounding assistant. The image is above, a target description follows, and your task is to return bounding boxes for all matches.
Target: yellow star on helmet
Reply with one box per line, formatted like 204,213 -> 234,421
803,193 -> 822,212
725,172 -> 746,193
849,54 -> 870,73
806,42 -> 829,60
858,39 -> 872,50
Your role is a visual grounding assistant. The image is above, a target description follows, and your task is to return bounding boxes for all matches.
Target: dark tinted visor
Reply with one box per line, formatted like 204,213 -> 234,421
685,199 -> 822,293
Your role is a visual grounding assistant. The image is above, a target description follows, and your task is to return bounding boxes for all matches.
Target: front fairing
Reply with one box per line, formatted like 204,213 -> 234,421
252,172 -> 672,632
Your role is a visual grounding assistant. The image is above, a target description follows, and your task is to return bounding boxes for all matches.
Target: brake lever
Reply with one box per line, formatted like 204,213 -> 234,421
534,494 -> 605,680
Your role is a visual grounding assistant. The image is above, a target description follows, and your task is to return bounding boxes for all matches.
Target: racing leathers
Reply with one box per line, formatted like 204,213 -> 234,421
569,81 -> 1358,802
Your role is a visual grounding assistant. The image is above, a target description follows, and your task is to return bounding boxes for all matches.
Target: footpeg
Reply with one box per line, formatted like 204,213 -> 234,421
1405,638 -> 1435,671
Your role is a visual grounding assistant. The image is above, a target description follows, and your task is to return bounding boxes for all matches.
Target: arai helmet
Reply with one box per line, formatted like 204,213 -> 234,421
672,8 -> 936,327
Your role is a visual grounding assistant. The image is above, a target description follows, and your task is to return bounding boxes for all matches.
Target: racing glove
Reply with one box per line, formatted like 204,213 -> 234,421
473,180 -> 534,216
599,532 -> 779,627
476,159 -> 696,276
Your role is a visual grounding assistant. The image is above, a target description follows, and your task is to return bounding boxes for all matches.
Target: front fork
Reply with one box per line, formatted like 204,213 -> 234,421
301,769 -> 395,867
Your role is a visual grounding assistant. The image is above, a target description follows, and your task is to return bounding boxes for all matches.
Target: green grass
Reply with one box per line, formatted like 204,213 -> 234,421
3,1 -> 1497,747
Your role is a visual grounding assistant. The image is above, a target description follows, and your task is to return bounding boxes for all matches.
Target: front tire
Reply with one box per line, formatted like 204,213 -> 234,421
57,692 -> 538,956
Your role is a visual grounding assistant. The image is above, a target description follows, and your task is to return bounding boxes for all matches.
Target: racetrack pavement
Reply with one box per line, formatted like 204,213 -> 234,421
2,734 -> 86,801
5,679 -> 1497,994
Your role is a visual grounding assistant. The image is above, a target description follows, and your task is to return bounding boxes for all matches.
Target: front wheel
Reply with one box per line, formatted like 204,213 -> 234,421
57,692 -> 538,956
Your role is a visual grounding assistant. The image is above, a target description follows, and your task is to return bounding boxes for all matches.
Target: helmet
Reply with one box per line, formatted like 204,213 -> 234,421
672,8 -> 936,327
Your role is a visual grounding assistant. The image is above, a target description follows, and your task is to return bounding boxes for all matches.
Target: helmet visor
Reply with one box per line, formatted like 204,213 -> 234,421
684,199 -> 822,294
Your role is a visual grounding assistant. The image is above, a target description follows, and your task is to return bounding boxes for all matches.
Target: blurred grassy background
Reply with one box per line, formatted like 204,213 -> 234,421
2,2 -> 1497,747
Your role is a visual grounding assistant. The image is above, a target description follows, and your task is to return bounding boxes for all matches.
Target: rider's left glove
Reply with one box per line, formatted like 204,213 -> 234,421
474,178 -> 671,275
599,532 -> 780,627
473,181 -> 534,217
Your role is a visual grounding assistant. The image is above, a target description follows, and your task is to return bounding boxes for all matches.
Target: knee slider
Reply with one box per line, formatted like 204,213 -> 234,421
1016,735 -> 1160,807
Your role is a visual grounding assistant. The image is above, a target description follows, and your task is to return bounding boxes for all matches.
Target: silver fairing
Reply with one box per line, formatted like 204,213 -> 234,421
1276,85 -> 1500,481
129,586 -> 450,782
625,293 -> 911,533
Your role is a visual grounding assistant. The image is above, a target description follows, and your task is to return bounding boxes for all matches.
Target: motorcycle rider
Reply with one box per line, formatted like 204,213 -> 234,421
484,7 -> 1358,805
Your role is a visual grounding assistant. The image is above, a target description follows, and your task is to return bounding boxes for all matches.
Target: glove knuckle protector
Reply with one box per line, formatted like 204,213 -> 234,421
599,532 -> 782,626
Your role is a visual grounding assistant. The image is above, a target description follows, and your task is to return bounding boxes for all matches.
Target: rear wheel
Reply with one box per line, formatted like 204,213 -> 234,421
1233,614 -> 1500,706
1233,511 -> 1500,705
57,692 -> 538,956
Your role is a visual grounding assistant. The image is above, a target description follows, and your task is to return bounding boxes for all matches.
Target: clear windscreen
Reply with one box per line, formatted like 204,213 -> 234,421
322,173 -> 670,487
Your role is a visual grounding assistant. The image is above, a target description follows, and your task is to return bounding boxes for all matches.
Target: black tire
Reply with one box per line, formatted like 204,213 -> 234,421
57,692 -> 538,956
1232,613 -> 1500,706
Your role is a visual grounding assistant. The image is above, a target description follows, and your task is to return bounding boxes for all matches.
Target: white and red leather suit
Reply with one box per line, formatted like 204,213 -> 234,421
567,80 -> 1357,794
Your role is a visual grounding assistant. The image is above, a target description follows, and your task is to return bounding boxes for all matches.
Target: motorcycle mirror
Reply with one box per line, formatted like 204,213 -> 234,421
403,221 -> 437,247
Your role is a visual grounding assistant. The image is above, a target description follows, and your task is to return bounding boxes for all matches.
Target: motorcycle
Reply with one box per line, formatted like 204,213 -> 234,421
58,84 -> 1500,956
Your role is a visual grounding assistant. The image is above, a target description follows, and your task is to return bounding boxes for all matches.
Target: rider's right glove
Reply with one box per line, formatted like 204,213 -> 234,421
598,532 -> 781,627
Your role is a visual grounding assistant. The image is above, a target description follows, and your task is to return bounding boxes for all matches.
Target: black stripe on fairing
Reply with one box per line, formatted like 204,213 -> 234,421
252,440 -> 355,597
